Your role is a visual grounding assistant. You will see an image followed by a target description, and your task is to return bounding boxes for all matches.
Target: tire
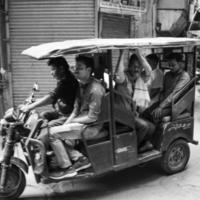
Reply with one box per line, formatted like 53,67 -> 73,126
161,139 -> 190,175
0,164 -> 26,200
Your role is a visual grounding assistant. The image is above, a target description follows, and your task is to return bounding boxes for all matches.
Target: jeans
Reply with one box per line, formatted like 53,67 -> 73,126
48,123 -> 85,169
38,110 -> 67,150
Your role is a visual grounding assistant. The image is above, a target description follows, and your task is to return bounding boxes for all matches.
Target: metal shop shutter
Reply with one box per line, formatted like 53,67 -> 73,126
101,13 -> 130,38
8,0 -> 95,106
101,13 -> 131,67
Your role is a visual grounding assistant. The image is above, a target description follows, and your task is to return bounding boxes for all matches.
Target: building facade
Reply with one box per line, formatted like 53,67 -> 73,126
0,0 -> 156,115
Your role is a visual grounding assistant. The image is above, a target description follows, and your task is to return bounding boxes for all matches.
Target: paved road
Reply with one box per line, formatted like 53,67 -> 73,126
20,87 -> 200,200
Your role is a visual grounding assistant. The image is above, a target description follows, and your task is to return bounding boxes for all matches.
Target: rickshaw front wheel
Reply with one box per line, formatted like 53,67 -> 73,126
0,164 -> 26,200
161,139 -> 190,175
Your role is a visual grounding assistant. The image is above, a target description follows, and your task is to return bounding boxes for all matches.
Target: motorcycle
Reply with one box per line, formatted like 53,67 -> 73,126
0,83 -> 42,200
0,82 -> 90,200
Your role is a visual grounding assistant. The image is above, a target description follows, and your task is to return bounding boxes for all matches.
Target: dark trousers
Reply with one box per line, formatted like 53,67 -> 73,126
135,117 -> 155,146
141,102 -> 171,124
38,110 -> 67,150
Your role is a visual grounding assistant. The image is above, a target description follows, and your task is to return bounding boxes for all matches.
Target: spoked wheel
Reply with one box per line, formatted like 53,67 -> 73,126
0,164 -> 26,200
161,139 -> 190,175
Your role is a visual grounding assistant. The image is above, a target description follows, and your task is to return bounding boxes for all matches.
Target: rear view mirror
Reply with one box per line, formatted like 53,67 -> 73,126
32,82 -> 39,91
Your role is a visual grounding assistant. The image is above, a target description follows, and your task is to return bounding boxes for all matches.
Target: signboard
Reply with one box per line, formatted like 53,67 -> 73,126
99,0 -> 146,16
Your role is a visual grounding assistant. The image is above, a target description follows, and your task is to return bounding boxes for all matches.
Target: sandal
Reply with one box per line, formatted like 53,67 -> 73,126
139,141 -> 153,153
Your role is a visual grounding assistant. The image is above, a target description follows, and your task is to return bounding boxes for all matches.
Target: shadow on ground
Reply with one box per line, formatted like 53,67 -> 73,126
46,160 -> 165,200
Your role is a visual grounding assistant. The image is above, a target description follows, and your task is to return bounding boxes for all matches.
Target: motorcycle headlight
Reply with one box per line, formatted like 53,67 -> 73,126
4,108 -> 18,122
24,111 -> 39,129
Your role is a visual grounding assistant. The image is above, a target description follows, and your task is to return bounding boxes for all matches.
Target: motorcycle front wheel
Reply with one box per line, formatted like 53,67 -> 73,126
0,164 -> 26,200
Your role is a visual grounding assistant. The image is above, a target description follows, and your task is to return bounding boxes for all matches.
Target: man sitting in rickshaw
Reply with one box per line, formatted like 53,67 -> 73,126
114,49 -> 155,152
142,53 -> 190,123
47,55 -> 106,179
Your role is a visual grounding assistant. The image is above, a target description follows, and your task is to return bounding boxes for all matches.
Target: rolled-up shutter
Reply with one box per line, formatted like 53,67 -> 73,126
8,0 -> 95,106
101,13 -> 130,38
101,13 -> 130,67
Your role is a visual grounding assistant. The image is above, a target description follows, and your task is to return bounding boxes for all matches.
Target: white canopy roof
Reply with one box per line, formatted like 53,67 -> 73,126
22,37 -> 200,60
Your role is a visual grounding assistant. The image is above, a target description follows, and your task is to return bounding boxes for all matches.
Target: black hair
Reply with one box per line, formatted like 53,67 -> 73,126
75,55 -> 94,73
128,53 -> 139,69
165,53 -> 183,62
47,57 -> 70,76
146,54 -> 159,66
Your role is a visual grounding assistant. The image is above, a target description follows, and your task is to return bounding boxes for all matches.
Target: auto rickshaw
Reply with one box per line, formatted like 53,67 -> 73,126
0,37 -> 199,200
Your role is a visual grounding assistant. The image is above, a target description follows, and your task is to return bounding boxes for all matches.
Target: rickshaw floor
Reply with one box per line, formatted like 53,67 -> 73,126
138,149 -> 161,163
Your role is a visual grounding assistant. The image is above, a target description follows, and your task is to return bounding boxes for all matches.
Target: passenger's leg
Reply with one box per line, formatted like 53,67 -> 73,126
67,144 -> 91,172
49,135 -> 72,169
135,117 -> 149,145
37,127 -> 49,150
141,103 -> 171,123
49,124 -> 82,165
140,102 -> 160,123
48,132 -> 77,178
37,110 -> 62,148
49,123 -> 91,172
135,117 -> 155,152
49,123 -> 85,139
48,123 -> 79,168
37,116 -> 67,150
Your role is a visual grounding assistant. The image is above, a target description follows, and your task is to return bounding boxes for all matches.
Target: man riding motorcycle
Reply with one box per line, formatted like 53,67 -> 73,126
20,56 -> 79,148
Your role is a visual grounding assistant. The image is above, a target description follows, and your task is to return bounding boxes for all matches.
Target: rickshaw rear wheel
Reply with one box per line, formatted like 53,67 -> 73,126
161,139 -> 190,175
0,164 -> 26,200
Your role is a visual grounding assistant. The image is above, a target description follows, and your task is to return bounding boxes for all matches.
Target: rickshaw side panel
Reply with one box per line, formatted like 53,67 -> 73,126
114,131 -> 137,165
114,105 -> 135,129
161,117 -> 194,151
159,75 -> 196,151
172,87 -> 195,119
172,77 -> 196,120
87,141 -> 113,174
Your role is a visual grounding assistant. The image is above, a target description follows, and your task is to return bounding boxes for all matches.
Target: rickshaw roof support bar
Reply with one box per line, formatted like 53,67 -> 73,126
192,46 -> 197,118
107,49 -> 116,166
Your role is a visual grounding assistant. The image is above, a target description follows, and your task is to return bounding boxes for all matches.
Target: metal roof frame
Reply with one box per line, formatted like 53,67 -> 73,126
22,37 -> 200,60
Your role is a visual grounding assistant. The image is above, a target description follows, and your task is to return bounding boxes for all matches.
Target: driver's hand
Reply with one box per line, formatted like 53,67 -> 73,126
20,105 -> 31,113
152,107 -> 162,120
